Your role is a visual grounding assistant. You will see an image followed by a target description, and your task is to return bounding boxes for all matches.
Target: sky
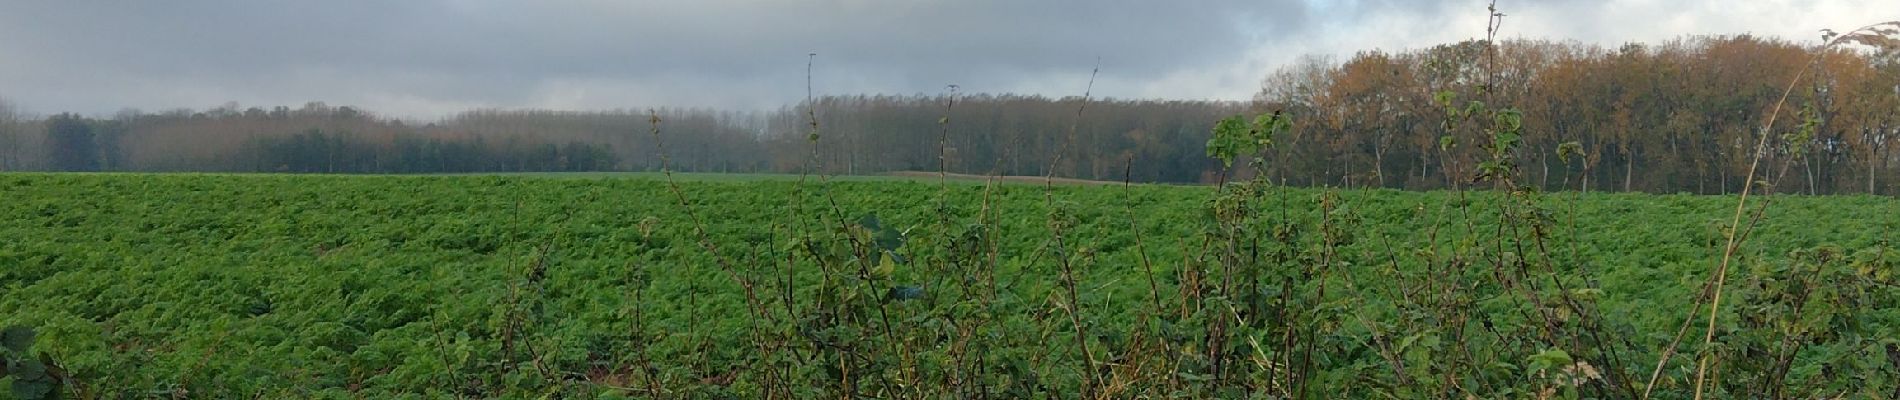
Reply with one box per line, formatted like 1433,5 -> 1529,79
0,0 -> 1892,120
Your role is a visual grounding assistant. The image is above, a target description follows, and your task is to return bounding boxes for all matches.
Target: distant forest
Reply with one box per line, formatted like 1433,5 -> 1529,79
1,34 -> 1896,194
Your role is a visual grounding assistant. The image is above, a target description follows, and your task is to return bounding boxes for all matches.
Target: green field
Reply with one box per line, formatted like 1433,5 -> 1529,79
2,173 -> 1897,398
426,171 -> 913,182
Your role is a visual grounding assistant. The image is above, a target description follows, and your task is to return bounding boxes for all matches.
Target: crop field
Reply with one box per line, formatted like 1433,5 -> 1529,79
2,173 -> 1898,398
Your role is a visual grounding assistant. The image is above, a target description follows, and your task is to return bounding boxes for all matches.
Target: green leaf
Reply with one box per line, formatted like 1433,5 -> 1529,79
10,380 -> 52,400
1527,348 -> 1573,372
873,253 -> 896,278
1464,100 -> 1486,116
1494,108 -> 1523,132
854,213 -> 905,252
1556,141 -> 1583,163
0,326 -> 33,353
1178,372 -> 1213,382
886,285 -> 925,301
1207,115 -> 1249,167
1433,90 -> 1456,107
874,228 -> 903,253
11,358 -> 47,380
1495,131 -> 1521,150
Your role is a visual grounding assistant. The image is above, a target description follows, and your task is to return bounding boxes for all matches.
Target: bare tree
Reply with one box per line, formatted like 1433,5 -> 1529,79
0,98 -> 20,171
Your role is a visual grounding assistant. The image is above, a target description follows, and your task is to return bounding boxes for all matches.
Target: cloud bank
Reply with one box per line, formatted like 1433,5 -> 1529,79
0,0 -> 1889,118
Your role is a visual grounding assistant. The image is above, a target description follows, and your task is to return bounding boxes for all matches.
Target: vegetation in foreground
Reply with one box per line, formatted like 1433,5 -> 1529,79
1,173 -> 1896,398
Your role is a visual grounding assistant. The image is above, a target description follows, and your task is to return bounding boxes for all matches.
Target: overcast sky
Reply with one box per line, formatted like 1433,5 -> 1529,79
0,0 -> 1892,119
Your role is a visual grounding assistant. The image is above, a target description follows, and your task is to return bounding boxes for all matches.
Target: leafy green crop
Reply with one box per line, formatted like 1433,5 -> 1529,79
0,173 -> 1896,398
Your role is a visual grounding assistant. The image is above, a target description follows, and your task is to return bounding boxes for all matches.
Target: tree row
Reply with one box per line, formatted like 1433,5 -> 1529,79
1,34 -> 1895,194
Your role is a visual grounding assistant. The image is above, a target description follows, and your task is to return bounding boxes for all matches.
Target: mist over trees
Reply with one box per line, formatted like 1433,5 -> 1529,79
0,99 -> 31,171
774,94 -> 1248,182
43,113 -> 100,172
0,96 -> 1246,181
2,34 -> 1897,194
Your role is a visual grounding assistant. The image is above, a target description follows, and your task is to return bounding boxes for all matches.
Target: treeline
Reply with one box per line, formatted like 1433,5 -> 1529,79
771,94 -> 1248,182
1257,35 -> 1900,194
0,96 -> 1244,181
0,104 -> 760,174
2,34 -> 1897,193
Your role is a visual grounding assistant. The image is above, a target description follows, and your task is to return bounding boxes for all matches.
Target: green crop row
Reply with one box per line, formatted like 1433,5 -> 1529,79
1,173 -> 1896,398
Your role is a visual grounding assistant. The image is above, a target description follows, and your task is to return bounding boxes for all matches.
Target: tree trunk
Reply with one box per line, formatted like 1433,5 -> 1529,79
1697,164 -> 1705,194
1374,144 -> 1386,188
1624,148 -> 1634,192
1805,157 -> 1817,195
1540,155 -> 1550,191
1345,161 -> 1354,189
1580,157 -> 1591,194
1419,152 -> 1429,190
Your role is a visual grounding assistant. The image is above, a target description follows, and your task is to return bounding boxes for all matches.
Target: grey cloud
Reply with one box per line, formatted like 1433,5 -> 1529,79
0,0 -> 1886,119
0,0 -> 1308,118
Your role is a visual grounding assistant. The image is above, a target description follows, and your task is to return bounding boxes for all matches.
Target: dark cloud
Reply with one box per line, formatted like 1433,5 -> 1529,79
0,0 -> 1885,118
0,1 -> 1305,117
